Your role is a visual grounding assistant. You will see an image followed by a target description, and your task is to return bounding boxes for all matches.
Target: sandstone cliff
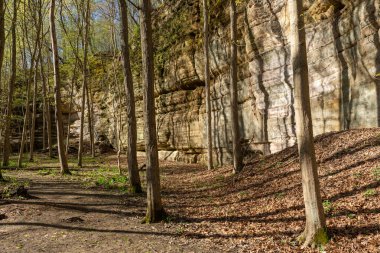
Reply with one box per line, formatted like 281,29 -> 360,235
74,0 -> 380,166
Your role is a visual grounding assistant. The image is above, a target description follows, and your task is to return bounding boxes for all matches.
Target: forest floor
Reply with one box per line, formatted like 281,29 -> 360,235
0,128 -> 380,253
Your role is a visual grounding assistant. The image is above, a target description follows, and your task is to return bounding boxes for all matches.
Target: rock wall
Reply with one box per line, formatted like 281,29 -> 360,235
88,0 -> 380,166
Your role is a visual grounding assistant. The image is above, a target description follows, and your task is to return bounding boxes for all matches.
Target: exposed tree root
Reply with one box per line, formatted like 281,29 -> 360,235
298,227 -> 329,249
142,209 -> 168,224
129,184 -> 143,194
61,170 -> 72,176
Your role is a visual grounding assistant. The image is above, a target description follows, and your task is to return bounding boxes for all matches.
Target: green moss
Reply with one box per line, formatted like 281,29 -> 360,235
297,228 -> 329,248
314,228 -> 329,246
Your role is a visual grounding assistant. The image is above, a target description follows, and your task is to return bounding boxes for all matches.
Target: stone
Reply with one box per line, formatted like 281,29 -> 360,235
68,0 -> 380,166
95,135 -> 115,154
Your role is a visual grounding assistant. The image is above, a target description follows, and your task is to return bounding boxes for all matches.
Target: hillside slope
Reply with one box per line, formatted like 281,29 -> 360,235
162,128 -> 380,252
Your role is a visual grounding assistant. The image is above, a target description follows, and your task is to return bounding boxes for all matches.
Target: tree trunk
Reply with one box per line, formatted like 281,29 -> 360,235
117,104 -> 122,175
66,64 -> 77,155
18,76 -> 32,168
78,0 -> 91,167
230,0 -> 242,173
30,0 -> 44,162
289,0 -> 328,248
0,0 -> 5,179
202,0 -> 213,170
42,104 -> 46,150
86,83 -> 95,158
40,54 -> 53,158
119,0 -> 142,193
50,0 -> 70,174
139,0 -> 165,222
2,0 -> 18,167
78,77 -> 86,166
19,0 -> 39,167
0,0 -> 5,91
29,48 -> 41,162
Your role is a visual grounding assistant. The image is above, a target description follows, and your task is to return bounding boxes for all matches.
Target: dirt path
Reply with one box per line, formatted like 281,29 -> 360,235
0,172 -> 217,253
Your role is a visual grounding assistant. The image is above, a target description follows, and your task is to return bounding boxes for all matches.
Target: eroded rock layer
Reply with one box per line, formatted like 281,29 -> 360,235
87,0 -> 380,166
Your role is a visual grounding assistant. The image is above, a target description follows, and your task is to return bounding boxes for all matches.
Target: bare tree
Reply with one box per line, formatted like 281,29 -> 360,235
289,0 -> 327,248
17,0 -> 42,167
29,24 -> 43,162
2,0 -> 18,167
0,0 -> 4,91
202,0 -> 213,170
109,1 -> 123,174
229,0 -> 242,173
40,53 -> 53,158
50,0 -> 70,174
86,83 -> 95,157
119,0 -> 142,193
18,62 -> 33,168
78,0 -> 91,167
139,0 -> 165,222
66,59 -> 78,155
0,0 -> 5,179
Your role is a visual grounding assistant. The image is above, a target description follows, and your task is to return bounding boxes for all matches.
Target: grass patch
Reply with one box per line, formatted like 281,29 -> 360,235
79,166 -> 129,192
37,169 -> 58,176
322,200 -> 333,214
0,160 -> 19,168
83,156 -> 99,163
373,167 -> 380,181
363,189 -> 377,197
67,156 -> 99,165
95,174 -> 129,190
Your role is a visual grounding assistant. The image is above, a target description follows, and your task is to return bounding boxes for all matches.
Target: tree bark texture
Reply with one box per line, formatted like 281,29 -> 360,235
119,0 -> 142,193
289,0 -> 328,248
50,0 -> 70,174
230,0 -> 242,173
202,0 -> 213,170
2,0 -> 18,167
139,0 -> 165,222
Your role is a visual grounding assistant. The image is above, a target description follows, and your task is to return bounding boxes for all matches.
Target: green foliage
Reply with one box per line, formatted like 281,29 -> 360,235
363,189 -> 377,197
37,169 -> 57,176
95,174 -> 128,188
79,165 -> 129,192
130,25 -> 142,78
322,200 -> 333,214
1,160 -> 18,168
373,167 -> 380,181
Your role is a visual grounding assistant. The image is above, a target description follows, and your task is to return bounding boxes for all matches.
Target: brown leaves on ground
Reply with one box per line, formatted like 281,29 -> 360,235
160,129 -> 380,252
1,129 -> 379,252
